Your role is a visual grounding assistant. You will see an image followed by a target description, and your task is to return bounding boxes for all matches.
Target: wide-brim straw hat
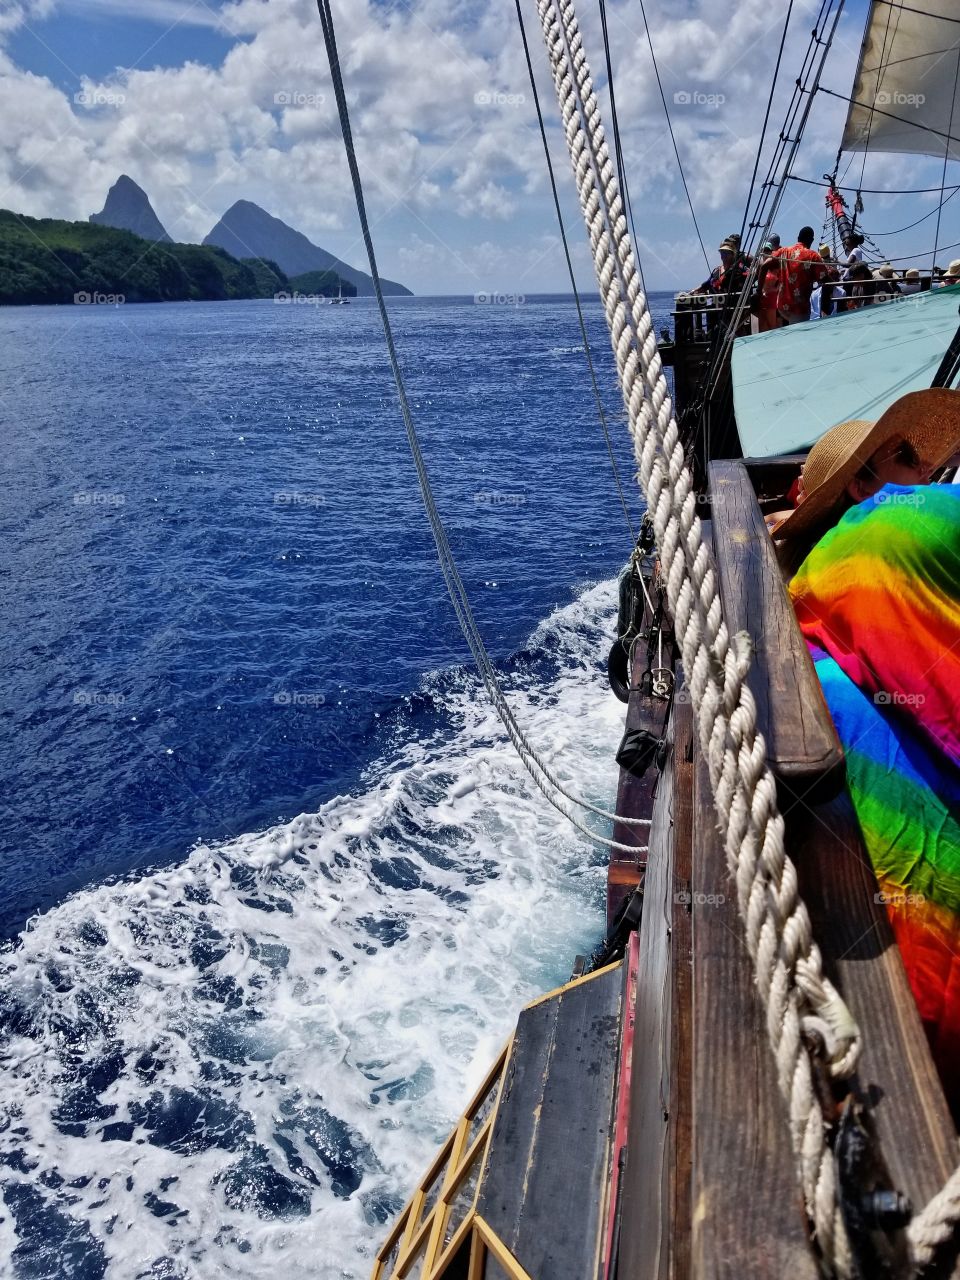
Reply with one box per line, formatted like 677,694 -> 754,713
776,387 -> 960,542
946,258 -> 960,278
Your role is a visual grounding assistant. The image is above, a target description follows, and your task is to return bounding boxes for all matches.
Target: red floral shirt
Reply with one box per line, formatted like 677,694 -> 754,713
770,244 -> 827,317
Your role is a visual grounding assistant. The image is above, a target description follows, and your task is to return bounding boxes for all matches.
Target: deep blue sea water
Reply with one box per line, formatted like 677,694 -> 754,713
0,292 -> 673,1278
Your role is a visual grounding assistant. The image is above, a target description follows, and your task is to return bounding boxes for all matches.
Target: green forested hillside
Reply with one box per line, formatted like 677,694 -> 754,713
287,269 -> 357,297
0,210 -> 291,304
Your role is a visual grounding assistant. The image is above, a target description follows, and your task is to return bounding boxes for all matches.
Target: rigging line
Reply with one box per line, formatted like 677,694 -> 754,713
933,48 -> 960,270
699,0 -> 798,416
875,0 -> 960,21
820,84 -> 960,147
515,0 -> 638,544
787,173 -> 960,194
741,0 -> 832,247
854,235 -> 960,263
701,0 -> 846,403
635,0 -> 711,274
855,0 -> 899,198
700,0 -> 839,396
314,0 -> 650,849
597,0 -> 649,299
866,182 -> 960,235
735,0 -> 795,254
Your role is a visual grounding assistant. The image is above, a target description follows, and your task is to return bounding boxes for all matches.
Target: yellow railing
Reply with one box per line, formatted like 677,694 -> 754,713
370,1041 -> 531,1280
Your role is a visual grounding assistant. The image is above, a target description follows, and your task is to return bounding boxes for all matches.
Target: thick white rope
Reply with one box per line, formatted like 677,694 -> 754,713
535,0 -> 865,1271
315,0 -> 650,855
909,1165 -> 960,1269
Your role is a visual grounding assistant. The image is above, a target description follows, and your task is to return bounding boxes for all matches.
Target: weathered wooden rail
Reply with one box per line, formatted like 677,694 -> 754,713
616,459 -> 959,1279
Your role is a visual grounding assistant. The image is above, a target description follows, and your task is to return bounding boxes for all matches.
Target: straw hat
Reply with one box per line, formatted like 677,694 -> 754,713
776,388 -> 960,542
945,258 -> 960,279
877,262 -> 896,278
905,268 -> 920,280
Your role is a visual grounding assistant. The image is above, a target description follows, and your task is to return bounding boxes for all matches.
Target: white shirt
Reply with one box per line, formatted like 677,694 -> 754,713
841,246 -> 865,280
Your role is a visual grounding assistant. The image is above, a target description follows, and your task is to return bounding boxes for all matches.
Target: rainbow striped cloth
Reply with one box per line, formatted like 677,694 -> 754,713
789,484 -> 960,1109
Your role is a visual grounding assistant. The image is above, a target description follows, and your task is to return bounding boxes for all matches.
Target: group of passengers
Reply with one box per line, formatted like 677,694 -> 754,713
692,227 -> 960,330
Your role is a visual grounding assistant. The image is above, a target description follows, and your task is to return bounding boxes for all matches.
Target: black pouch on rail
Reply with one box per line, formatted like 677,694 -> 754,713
615,727 -> 664,779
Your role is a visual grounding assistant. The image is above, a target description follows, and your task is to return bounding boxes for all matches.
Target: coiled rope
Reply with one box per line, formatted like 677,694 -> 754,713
534,0 -> 864,1271
314,0 -> 649,854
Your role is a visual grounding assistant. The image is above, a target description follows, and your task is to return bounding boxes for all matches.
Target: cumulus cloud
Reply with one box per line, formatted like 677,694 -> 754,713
1,0 -> 950,293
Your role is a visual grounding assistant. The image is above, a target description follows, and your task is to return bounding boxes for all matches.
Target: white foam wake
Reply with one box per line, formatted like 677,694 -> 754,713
0,579 -> 624,1279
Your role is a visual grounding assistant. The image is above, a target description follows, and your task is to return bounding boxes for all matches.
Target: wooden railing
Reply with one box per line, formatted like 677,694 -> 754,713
617,463 -> 960,1279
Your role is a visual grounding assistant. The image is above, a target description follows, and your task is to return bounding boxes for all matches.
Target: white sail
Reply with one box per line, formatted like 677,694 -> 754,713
841,0 -> 960,160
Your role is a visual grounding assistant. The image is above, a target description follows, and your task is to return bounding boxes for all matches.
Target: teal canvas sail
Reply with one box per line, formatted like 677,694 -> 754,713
731,284 -> 960,457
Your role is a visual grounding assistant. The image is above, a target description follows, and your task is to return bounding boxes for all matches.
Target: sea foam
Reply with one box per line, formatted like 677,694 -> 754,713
0,579 -> 623,1279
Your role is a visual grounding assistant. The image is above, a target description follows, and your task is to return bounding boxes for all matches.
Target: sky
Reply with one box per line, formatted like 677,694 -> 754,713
2,0 -> 960,295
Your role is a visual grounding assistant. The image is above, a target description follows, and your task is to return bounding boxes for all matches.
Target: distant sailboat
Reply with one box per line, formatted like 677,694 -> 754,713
330,279 -> 349,305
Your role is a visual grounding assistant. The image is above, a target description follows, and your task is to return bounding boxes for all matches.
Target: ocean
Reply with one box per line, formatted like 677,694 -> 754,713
0,291 -> 673,1278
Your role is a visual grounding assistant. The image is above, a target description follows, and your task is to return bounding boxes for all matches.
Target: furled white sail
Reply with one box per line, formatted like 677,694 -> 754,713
841,0 -> 960,160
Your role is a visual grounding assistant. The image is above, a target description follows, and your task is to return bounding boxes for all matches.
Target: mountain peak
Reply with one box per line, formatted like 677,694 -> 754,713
203,201 -> 411,297
90,175 -> 172,243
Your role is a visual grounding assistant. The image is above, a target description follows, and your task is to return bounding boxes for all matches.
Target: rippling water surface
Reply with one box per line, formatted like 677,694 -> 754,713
0,292 -> 671,1278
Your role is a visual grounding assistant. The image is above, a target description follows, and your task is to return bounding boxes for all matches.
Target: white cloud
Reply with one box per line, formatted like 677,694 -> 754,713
0,0 -> 956,293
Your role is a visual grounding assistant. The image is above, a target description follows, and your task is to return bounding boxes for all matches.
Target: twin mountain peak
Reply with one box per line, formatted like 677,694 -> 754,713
89,174 -> 411,297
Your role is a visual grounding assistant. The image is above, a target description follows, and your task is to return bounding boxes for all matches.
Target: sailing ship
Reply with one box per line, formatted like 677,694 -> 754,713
311,0 -> 960,1276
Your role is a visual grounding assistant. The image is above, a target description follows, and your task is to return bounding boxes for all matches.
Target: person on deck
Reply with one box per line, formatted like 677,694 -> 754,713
901,267 -> 923,295
757,239 -> 780,331
695,234 -> 749,295
773,389 -> 960,1117
841,262 -> 878,309
840,231 -> 866,279
760,226 -> 828,325
872,263 -> 901,301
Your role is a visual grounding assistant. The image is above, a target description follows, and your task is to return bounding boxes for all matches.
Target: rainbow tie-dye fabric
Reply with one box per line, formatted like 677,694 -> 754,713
789,484 -> 960,1109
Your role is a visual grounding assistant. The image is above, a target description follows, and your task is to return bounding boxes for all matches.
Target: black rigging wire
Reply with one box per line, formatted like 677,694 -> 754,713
314,0 -> 652,849
819,85 -> 960,150
933,49 -> 960,270
787,173 -> 960,194
699,0 -> 846,411
873,0 -> 960,24
854,0 -> 898,206
635,0 -> 710,273
865,183 -> 960,235
597,0 -> 646,297
734,0 -> 795,254
514,0 -> 638,543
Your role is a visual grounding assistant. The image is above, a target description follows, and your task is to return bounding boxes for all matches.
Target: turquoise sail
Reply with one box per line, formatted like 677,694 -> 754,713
731,283 -> 960,457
